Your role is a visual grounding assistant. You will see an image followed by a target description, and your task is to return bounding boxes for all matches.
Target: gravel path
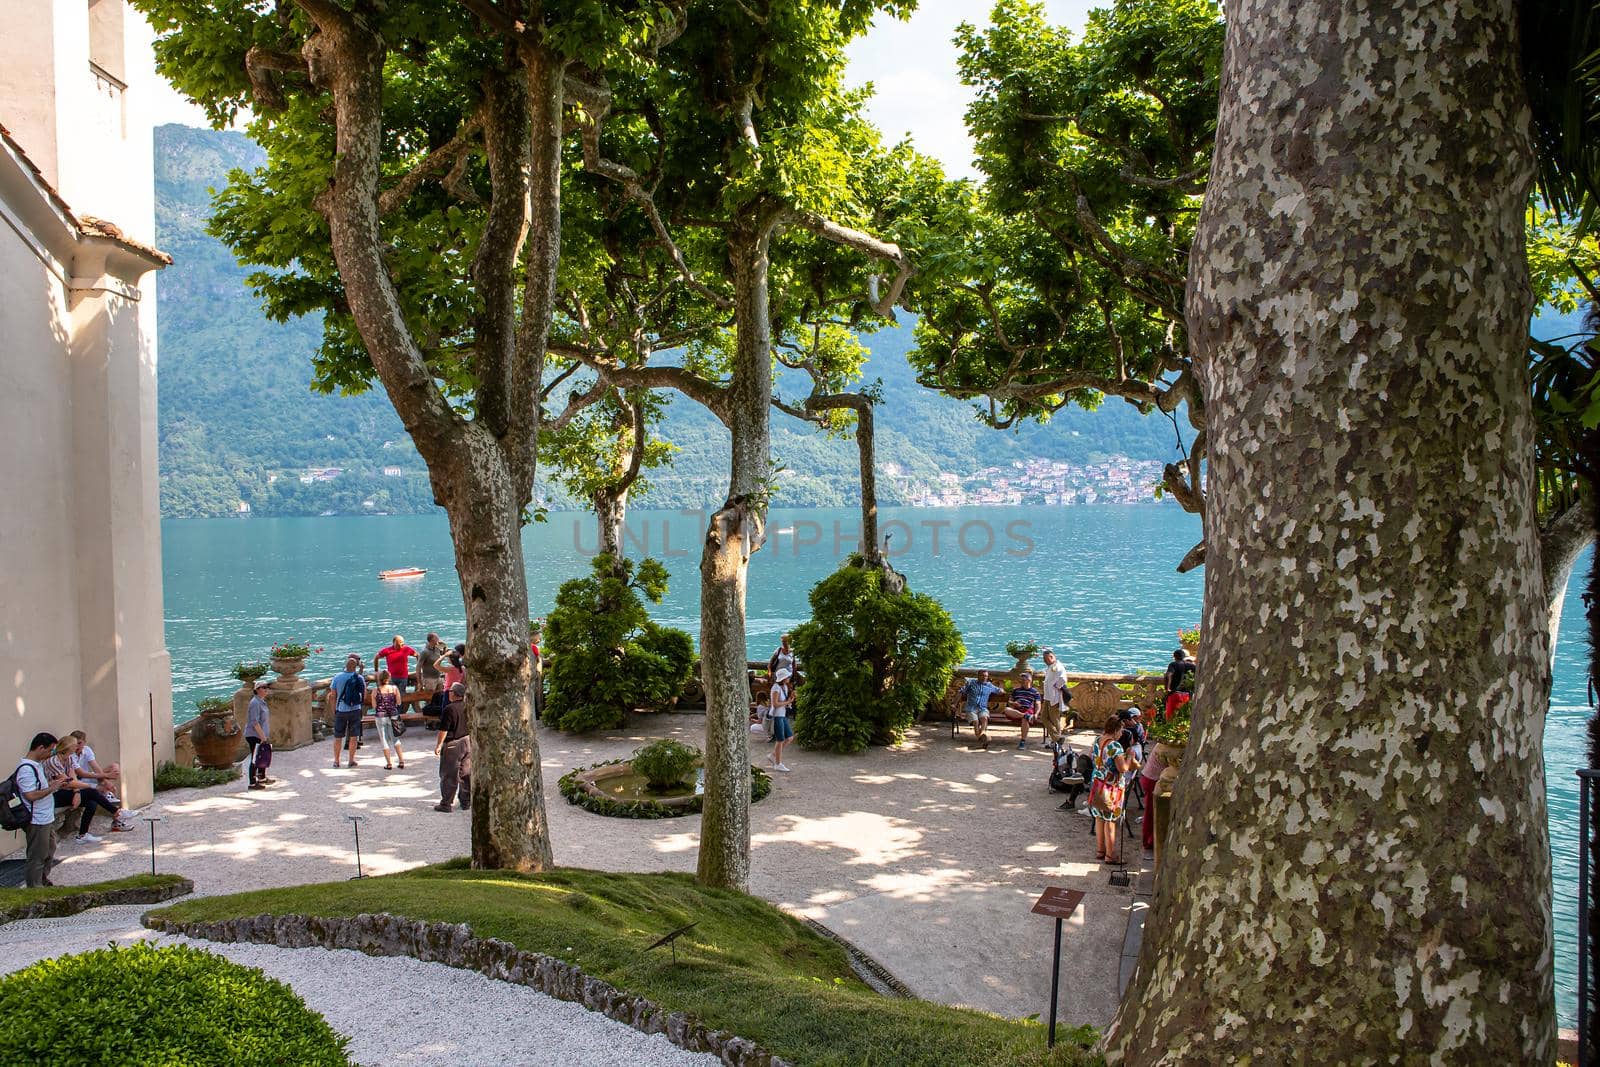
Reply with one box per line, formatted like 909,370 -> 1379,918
0,906 -> 717,1067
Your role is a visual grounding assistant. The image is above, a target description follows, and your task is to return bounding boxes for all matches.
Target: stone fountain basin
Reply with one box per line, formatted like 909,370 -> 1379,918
575,762 -> 701,809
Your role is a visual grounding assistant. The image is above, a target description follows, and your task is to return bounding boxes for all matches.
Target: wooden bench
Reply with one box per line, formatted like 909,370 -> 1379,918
949,690 -> 1055,741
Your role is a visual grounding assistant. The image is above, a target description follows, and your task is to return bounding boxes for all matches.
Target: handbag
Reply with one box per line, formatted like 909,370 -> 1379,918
391,715 -> 408,737
1089,779 -> 1115,816
255,742 -> 273,771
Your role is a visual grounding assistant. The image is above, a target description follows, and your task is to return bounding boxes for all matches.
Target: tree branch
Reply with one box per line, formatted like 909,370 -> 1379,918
792,210 -> 914,317
379,110 -> 484,216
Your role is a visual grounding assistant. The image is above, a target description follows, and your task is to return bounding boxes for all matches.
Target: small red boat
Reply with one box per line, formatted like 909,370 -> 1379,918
378,567 -> 426,580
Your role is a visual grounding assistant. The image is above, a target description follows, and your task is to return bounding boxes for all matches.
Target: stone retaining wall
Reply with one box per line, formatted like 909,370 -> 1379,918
143,911 -> 790,1066
0,877 -> 193,925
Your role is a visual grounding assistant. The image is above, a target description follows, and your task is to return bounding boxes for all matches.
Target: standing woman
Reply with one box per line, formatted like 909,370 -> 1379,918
766,667 -> 795,772
1090,714 -> 1133,862
245,679 -> 271,789
370,669 -> 406,770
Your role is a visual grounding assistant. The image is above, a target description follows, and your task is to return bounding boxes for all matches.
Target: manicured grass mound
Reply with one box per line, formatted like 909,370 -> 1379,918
0,942 -> 349,1065
149,866 -> 1099,1066
156,760 -> 241,791
0,873 -> 190,922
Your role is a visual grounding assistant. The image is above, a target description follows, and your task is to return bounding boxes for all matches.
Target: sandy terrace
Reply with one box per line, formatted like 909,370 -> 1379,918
35,714 -> 1143,1028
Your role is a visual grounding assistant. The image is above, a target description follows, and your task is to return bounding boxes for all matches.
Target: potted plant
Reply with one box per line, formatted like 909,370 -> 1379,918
269,641 -> 319,680
190,696 -> 244,769
1177,625 -> 1201,657
1005,639 -> 1039,675
1148,702 -> 1191,778
231,661 -> 269,686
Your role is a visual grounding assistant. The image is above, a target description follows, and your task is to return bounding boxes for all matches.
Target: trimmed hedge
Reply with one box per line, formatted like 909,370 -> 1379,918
560,759 -> 772,818
0,942 -> 349,1065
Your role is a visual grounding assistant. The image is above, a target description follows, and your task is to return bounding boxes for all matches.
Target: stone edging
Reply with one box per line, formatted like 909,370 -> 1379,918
1,877 -> 194,925
143,911 -> 791,1067
798,917 -> 915,999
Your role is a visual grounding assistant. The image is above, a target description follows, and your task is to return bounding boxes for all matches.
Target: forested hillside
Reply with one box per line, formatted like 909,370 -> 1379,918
154,124 -> 1189,518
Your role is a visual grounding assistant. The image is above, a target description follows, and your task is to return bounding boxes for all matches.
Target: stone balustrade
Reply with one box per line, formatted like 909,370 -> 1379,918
940,666 -> 1165,722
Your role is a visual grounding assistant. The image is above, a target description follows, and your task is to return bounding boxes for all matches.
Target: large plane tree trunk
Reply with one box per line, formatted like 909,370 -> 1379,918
1108,1 -> 1553,1060
696,223 -> 773,892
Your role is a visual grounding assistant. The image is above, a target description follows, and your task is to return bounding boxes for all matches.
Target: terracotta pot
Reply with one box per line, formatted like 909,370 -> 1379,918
271,656 -> 307,681
191,708 -> 243,769
1012,655 -> 1033,676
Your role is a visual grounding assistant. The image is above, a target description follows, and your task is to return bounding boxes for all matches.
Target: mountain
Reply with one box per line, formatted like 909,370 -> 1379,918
154,124 -> 1190,518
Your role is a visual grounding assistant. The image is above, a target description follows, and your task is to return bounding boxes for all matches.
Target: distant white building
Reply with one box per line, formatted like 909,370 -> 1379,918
0,0 -> 173,813
382,466 -> 404,477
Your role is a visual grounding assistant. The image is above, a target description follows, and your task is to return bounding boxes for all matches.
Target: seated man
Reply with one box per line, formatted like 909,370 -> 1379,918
958,670 -> 1004,750
1001,672 -> 1042,749
68,730 -> 120,803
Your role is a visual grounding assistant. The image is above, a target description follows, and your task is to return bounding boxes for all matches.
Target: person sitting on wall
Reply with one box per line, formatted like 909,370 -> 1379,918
374,635 -> 419,694
959,670 -> 1005,751
67,730 -> 120,802
1000,672 -> 1042,750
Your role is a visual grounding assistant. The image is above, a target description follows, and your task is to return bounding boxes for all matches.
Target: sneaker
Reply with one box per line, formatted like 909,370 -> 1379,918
77,833 -> 102,844
776,763 -> 792,772
249,783 -> 266,791
1017,740 -> 1027,750
110,822 -> 135,833
434,803 -> 453,813
1057,799 -> 1076,811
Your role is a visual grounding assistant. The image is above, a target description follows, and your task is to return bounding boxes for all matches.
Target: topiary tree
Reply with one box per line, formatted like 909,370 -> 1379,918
791,557 -> 965,753
0,942 -> 348,1064
542,555 -> 695,733
630,739 -> 701,792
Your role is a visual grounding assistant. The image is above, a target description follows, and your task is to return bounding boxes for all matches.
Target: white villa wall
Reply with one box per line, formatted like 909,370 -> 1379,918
0,0 -> 171,841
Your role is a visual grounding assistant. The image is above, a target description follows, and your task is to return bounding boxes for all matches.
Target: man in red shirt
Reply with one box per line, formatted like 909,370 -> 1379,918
375,635 -> 419,693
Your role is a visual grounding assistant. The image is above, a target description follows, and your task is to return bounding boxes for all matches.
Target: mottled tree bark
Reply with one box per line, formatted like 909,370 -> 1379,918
696,223 -> 773,892
1108,2 -> 1553,1061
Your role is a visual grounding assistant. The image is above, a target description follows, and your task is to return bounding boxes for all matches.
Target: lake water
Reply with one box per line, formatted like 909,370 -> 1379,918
160,504 -> 1591,1026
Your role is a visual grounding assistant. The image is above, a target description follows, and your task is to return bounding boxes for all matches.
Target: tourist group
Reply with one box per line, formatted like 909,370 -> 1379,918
7,730 -> 141,888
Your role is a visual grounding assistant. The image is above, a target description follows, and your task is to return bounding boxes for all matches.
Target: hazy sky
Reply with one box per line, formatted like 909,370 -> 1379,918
148,0 -> 1095,179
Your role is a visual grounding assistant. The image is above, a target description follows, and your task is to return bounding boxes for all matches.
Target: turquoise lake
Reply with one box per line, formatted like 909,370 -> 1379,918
160,505 -> 1592,1026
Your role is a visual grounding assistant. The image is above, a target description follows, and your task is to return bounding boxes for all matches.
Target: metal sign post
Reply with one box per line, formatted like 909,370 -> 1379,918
142,817 -> 163,876
1031,886 -> 1086,1049
346,815 -> 367,879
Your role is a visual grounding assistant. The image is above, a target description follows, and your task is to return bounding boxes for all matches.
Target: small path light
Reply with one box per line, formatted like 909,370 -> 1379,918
644,921 -> 698,964
142,816 -> 163,876
346,814 -> 367,879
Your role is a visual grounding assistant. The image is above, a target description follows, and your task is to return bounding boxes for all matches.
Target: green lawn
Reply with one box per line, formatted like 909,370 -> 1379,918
0,874 -> 190,918
151,865 -> 1101,1067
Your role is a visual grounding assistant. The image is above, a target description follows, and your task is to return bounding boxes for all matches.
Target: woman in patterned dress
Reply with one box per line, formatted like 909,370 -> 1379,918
1090,713 -> 1135,862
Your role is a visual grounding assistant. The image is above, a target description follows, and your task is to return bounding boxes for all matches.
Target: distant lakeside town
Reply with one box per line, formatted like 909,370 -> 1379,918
211,454 -> 1173,517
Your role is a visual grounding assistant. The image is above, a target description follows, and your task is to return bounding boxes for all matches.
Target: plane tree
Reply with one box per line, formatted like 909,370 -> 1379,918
133,0 -> 688,870
551,0 -> 918,890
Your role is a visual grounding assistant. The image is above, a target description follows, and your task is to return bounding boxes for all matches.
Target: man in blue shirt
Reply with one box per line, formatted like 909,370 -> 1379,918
959,670 -> 1004,750
1002,672 -> 1043,750
328,654 -> 367,769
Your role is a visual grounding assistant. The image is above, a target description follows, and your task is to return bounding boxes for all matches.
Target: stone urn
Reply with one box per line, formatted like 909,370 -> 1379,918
1154,741 -> 1187,786
191,707 -> 244,769
270,656 -> 307,683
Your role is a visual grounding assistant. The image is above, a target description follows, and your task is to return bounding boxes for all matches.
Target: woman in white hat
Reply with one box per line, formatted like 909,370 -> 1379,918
767,668 -> 795,772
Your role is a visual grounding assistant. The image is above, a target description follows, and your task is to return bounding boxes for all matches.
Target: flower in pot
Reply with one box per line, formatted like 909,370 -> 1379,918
1148,703 -> 1191,776
1177,625 -> 1201,656
630,739 -> 701,793
269,641 -> 320,679
1004,639 -> 1039,674
231,661 -> 270,687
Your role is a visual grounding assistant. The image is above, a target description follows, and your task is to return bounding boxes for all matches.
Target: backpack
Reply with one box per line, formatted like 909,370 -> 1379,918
338,672 -> 367,709
1171,660 -> 1196,694
1,763 -> 34,832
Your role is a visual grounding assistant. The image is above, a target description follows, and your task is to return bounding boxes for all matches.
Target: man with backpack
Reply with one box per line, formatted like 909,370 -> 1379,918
10,732 -> 70,886
329,654 -> 368,769
1163,649 -> 1196,719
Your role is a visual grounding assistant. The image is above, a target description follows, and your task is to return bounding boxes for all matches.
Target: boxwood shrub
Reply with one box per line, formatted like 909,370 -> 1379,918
0,942 -> 349,1065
